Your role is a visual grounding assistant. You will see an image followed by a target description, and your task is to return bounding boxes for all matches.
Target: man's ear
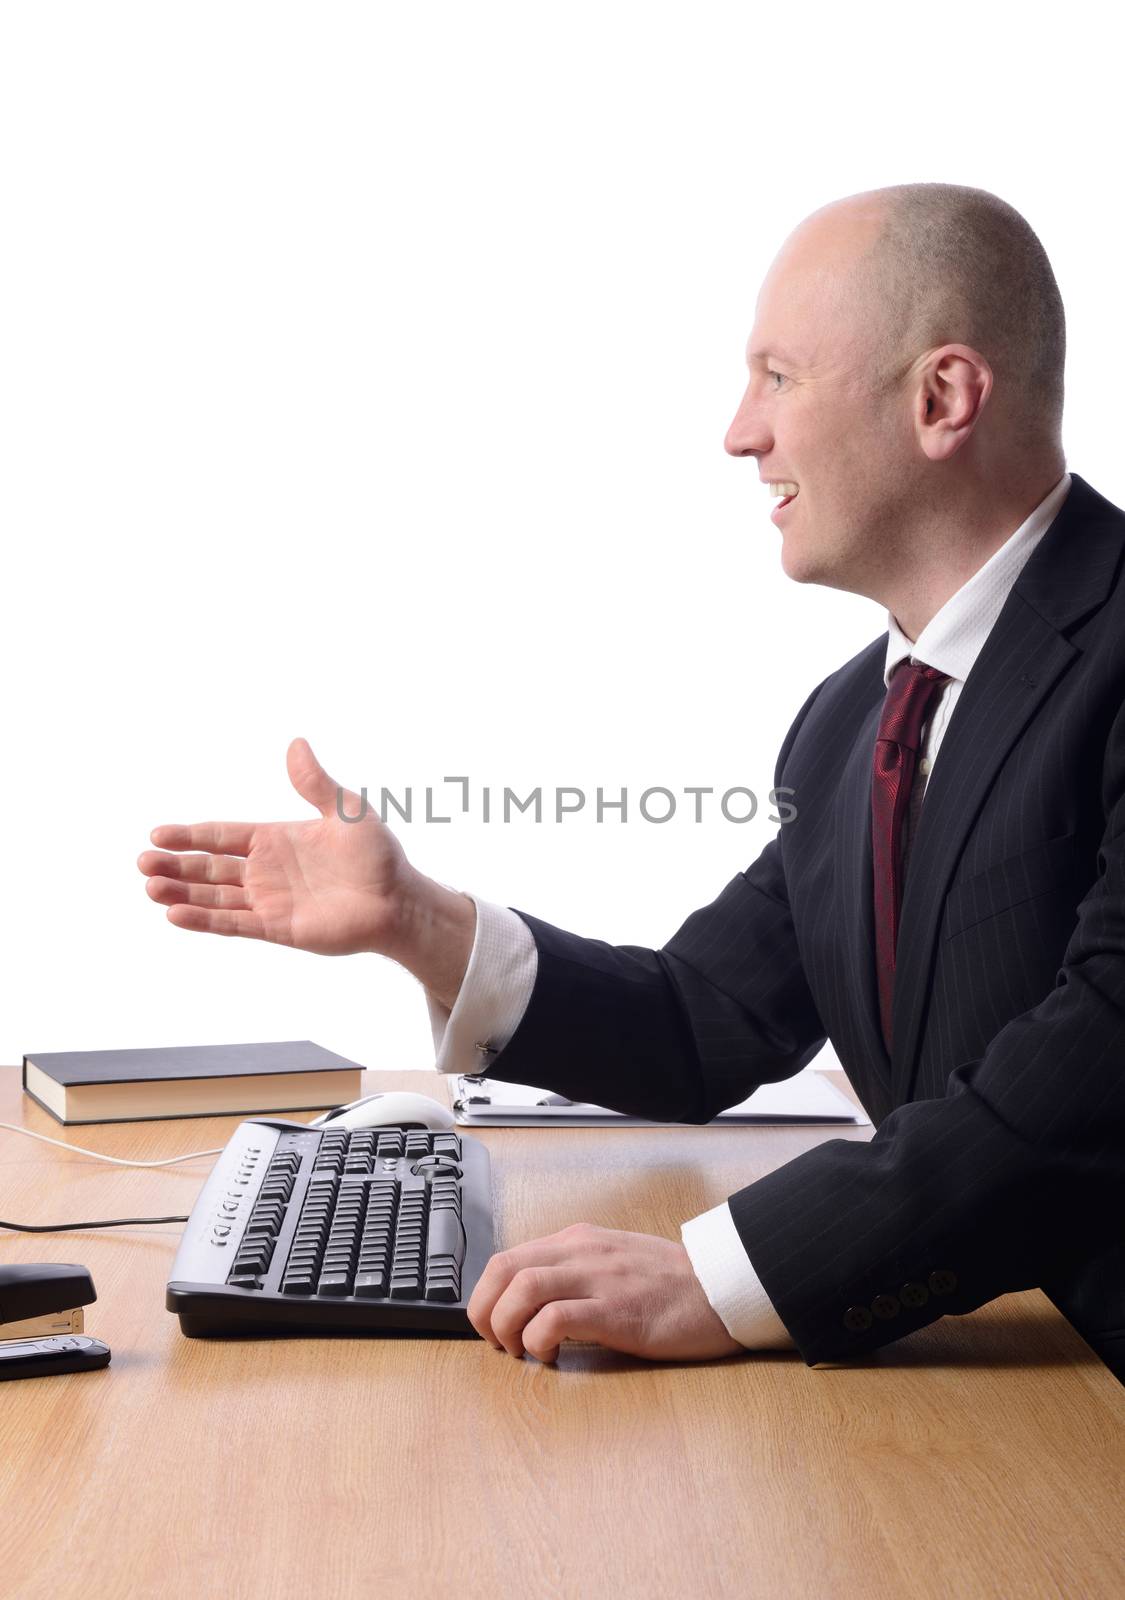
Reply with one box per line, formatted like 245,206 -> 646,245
915,343 -> 993,462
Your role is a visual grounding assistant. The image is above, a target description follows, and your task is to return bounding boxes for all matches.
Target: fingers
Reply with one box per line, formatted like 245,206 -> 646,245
522,1301 -> 606,1365
147,822 -> 256,856
479,1265 -> 591,1358
145,875 -> 249,911
164,903 -> 269,939
137,850 -> 246,887
467,1235 -> 573,1347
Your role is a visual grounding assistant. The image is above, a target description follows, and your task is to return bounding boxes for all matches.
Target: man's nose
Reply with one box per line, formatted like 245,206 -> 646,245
724,386 -> 767,458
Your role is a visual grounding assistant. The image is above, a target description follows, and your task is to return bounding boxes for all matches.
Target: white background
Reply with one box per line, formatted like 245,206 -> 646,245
1,2 -> 1120,1075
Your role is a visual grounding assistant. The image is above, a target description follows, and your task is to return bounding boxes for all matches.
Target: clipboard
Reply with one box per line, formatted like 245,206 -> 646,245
451,1072 -> 870,1128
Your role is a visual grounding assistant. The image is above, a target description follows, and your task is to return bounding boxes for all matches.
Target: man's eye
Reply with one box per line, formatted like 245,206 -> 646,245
768,370 -> 786,389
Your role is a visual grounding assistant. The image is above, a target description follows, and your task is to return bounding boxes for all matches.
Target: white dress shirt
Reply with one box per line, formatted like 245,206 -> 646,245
425,470 -> 1072,1350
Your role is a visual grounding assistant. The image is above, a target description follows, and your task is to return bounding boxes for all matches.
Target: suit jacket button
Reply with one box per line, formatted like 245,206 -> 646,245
871,1293 -> 901,1320
844,1305 -> 873,1332
928,1269 -> 957,1296
900,1281 -> 930,1309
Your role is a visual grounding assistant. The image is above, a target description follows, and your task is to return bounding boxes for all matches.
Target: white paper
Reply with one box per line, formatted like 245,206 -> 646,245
452,1071 -> 870,1127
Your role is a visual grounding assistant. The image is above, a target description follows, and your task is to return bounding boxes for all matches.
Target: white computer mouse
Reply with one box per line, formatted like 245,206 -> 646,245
310,1091 -> 457,1133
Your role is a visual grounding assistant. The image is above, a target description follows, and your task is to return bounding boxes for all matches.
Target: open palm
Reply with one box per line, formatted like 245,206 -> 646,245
138,738 -> 412,957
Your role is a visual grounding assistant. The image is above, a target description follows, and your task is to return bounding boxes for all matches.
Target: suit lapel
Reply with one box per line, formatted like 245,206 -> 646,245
890,606 -> 1077,1100
890,472 -> 1123,1103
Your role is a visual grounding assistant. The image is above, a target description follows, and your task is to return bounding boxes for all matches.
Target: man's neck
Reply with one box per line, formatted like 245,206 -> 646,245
885,461 -> 1065,640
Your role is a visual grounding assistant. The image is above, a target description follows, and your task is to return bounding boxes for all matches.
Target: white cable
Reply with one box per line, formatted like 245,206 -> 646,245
0,1122 -> 222,1168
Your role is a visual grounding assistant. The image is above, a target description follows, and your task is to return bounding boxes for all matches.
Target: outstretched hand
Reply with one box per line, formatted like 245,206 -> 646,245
467,1223 -> 744,1364
138,737 -> 415,958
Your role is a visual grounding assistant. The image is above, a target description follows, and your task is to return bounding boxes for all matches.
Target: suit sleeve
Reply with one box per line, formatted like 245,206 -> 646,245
729,695 -> 1125,1367
490,679 -> 831,1121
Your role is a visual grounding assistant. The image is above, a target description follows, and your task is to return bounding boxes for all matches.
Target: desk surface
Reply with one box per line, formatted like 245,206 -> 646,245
0,1065 -> 1122,1600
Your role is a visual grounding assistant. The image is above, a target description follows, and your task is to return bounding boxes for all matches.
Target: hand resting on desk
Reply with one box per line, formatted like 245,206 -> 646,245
467,1223 -> 742,1364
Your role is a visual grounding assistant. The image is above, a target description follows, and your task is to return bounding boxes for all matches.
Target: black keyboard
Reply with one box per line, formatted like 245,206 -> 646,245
166,1119 -> 492,1336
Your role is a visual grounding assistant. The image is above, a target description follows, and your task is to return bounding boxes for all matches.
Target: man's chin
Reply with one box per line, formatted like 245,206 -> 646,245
779,538 -> 826,585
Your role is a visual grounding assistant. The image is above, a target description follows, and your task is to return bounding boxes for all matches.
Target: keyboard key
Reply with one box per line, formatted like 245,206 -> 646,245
426,1208 -> 465,1269
235,1255 -> 271,1275
317,1273 -> 352,1296
424,1277 -> 460,1303
354,1271 -> 388,1298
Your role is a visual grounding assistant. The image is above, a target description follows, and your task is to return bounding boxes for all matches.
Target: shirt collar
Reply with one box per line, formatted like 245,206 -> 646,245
884,471 -> 1072,689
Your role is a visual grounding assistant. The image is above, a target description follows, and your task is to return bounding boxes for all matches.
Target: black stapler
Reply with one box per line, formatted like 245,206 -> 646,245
0,1264 -> 111,1380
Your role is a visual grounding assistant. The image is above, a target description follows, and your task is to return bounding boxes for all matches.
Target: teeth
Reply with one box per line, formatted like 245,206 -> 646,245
769,482 -> 799,498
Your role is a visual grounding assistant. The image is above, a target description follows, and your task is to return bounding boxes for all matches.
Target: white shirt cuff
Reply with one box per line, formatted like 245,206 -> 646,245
426,894 -> 538,1076
681,1200 -> 795,1350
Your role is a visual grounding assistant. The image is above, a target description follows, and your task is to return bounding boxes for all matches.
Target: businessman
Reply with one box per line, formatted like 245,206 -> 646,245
139,182 -> 1125,1381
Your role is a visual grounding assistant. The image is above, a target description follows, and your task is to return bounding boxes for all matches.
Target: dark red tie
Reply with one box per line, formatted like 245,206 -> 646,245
872,660 -> 950,1052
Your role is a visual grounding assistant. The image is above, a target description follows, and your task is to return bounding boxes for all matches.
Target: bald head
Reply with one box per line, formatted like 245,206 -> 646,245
823,183 -> 1066,450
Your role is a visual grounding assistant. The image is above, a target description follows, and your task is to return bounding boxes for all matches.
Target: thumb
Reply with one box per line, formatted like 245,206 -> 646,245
286,737 -> 356,820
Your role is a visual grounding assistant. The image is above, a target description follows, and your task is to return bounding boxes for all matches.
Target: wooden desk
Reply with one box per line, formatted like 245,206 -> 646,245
1,1065 -> 1121,1599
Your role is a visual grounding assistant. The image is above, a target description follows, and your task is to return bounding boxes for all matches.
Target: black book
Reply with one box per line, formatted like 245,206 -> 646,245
21,1040 -> 364,1126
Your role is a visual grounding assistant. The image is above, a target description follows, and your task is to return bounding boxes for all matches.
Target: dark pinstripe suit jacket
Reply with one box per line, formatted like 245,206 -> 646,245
493,470 -> 1125,1380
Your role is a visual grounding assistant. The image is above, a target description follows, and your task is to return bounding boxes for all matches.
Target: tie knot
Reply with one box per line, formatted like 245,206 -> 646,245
877,659 -> 950,752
